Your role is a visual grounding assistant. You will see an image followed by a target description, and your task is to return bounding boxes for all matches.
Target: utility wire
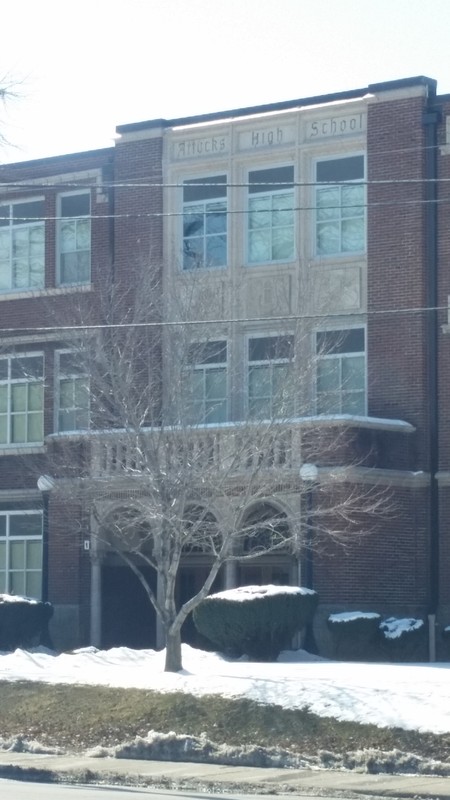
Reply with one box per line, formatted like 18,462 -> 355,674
0,303 -> 448,337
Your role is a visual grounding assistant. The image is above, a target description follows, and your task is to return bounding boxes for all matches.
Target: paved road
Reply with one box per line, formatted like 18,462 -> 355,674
0,783 -> 354,800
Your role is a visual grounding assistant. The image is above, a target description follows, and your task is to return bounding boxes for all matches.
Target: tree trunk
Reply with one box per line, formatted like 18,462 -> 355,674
164,625 -> 182,672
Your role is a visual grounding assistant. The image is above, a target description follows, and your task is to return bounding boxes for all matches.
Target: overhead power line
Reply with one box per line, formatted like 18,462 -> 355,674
0,303 -> 448,337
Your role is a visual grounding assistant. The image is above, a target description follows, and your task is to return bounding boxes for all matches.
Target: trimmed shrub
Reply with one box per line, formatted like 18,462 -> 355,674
193,585 -> 318,661
0,595 -> 53,651
379,617 -> 426,662
327,612 -> 381,661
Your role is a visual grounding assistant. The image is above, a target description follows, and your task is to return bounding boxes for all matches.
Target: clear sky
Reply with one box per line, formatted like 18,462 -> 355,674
2,0 -> 450,164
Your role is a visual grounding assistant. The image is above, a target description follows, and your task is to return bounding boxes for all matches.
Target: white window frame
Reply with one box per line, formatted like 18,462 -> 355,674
186,340 -> 228,424
0,197 -> 45,292
315,326 -> 366,415
182,175 -> 227,271
0,353 -> 44,447
314,154 -> 366,258
246,333 -> 295,419
0,510 -> 43,598
55,350 -> 90,434
57,190 -> 91,286
247,165 -> 295,266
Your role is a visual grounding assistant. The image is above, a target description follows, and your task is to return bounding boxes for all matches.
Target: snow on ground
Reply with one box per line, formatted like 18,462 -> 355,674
1,644 -> 450,735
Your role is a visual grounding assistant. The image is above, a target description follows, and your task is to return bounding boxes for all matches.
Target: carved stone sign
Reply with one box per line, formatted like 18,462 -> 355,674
173,136 -> 229,159
238,124 -> 296,150
306,113 -> 366,140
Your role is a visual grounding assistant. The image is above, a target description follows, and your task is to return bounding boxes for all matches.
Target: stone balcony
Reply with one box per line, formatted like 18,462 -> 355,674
78,414 -> 416,482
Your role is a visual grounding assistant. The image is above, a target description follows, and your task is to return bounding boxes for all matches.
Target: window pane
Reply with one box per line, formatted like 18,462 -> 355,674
11,384 -> 26,412
205,399 -> 227,423
10,514 -> 42,537
0,518 -> 5,537
317,156 -> 364,182
317,360 -> 340,392
28,383 -> 43,412
342,218 -> 364,252
249,196 -> 271,229
183,176 -> 226,203
272,227 -> 294,260
205,369 -> 226,399
59,379 -> 74,408
342,355 -> 365,390
0,541 -> 5,568
317,221 -> 340,255
27,540 -> 42,570
248,229 -> 271,263
317,329 -> 365,355
317,187 -> 340,220
26,571 -> 41,599
60,221 -> 76,252
10,539 -> 24,569
10,571 -> 25,595
0,417 -> 7,443
27,412 -> 43,442
61,193 -> 90,217
11,356 -> 43,379
205,234 -> 226,266
249,166 -> 294,194
0,386 -> 7,413
249,336 -> 294,362
205,202 -> 226,234
249,365 -> 271,397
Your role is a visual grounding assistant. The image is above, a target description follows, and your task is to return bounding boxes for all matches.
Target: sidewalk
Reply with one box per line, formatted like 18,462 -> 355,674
0,751 -> 449,799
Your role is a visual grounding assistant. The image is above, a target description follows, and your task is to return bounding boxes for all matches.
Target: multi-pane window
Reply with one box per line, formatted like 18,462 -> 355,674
315,156 -> 365,256
316,328 -> 366,414
248,335 -> 294,418
248,166 -> 294,264
0,355 -> 44,446
186,341 -> 227,423
183,176 -> 227,270
0,200 -> 45,291
0,512 -> 43,598
58,192 -> 91,285
57,351 -> 89,432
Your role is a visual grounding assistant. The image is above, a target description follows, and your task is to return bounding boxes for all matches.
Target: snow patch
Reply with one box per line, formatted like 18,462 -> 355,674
380,618 -> 424,640
328,611 -> 381,623
211,584 -> 316,601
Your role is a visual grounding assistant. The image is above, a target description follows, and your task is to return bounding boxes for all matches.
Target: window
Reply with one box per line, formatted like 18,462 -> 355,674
56,351 -> 89,432
183,176 -> 227,270
0,511 -> 43,598
0,355 -> 44,446
316,328 -> 366,414
315,156 -> 365,256
248,335 -> 294,418
186,341 -> 227,423
0,200 -> 45,291
248,166 -> 294,264
58,192 -> 91,285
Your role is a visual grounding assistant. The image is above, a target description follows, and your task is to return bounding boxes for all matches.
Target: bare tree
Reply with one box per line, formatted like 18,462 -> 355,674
43,265 -> 387,672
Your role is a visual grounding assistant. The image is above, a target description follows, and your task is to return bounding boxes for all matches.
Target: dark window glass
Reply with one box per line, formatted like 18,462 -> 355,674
316,156 -> 364,183
9,514 -> 42,537
188,341 -> 227,364
183,176 -> 227,203
249,335 -> 294,361
10,356 -> 43,380
12,201 -> 45,223
249,166 -> 294,194
61,194 -> 90,217
317,328 -> 365,355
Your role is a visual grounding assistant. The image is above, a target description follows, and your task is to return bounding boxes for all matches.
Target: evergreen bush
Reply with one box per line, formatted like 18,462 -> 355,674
327,612 -> 381,660
0,595 -> 53,651
193,585 -> 318,661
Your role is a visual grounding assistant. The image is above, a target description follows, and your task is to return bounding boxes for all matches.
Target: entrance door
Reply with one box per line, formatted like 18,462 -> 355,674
101,565 -> 157,649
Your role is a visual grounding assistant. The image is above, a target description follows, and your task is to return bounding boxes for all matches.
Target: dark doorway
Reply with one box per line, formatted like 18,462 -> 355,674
101,564 -> 157,649
177,564 -> 223,647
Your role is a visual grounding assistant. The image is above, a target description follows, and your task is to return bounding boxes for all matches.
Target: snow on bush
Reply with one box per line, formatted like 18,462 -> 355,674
380,617 -> 424,640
